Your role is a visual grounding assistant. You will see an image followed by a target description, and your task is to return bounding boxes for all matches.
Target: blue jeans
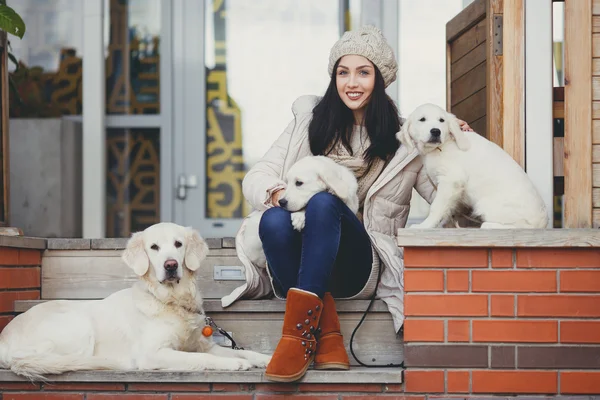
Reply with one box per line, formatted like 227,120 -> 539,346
258,192 -> 373,299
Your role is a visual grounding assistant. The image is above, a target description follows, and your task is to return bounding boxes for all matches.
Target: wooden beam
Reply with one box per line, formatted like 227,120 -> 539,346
487,0 -> 504,147
447,0 -> 487,42
564,0 -> 593,228
503,0 -> 525,167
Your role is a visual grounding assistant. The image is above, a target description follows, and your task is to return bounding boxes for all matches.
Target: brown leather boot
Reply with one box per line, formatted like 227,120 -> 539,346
265,288 -> 323,382
314,292 -> 350,370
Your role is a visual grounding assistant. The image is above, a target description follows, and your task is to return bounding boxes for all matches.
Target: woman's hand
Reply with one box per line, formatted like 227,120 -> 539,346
458,119 -> 473,132
271,189 -> 285,207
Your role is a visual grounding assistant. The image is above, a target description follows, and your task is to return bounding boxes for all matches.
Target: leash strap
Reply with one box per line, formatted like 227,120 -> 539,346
205,316 -> 244,350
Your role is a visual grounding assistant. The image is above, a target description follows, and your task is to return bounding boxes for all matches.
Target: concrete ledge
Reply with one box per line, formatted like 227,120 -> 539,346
396,228 -> 600,247
15,299 -> 390,313
47,237 -> 236,250
0,236 -> 46,250
0,368 -> 402,384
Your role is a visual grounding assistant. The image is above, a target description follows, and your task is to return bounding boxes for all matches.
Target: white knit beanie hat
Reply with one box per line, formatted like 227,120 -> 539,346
328,25 -> 398,88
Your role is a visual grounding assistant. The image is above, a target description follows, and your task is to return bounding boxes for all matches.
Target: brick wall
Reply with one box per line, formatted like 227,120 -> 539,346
0,247 -> 42,332
403,246 -> 600,395
0,382 -> 410,399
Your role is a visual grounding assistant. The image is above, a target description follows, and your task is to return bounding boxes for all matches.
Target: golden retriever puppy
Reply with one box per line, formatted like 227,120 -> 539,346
398,103 -> 548,229
0,222 -> 271,380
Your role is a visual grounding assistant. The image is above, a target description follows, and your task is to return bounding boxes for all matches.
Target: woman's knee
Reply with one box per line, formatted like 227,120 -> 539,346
305,192 -> 341,216
259,207 -> 293,240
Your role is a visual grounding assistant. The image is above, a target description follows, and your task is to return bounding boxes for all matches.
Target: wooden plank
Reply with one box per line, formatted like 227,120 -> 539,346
593,76 -> 600,100
395,228 -> 600,247
553,101 -> 565,119
554,137 -> 564,177
0,368 -> 402,384
595,120 -> 600,144
487,0 -> 504,147
594,16 -> 600,32
594,144 -> 600,162
450,18 -> 488,62
451,61 -> 487,106
594,33 -> 600,57
594,188 -> 600,207
564,0 -> 594,227
447,0 -> 486,42
451,88 -> 487,124
446,42 -> 452,110
594,101 -> 600,118
451,41 -> 487,82
593,58 -> 600,76
41,250 -> 246,299
594,209 -> 600,228
502,0 -> 525,167
470,115 -> 487,137
595,163 -> 600,187
596,0 -> 600,16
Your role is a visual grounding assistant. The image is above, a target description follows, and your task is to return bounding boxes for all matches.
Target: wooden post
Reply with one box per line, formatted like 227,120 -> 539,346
486,0 -> 504,148
502,0 -> 525,168
564,0 -> 593,228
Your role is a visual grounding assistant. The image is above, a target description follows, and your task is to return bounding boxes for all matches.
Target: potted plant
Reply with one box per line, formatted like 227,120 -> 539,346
0,0 -> 25,230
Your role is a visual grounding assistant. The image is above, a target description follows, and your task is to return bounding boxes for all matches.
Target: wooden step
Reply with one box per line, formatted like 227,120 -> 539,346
0,367 -> 403,384
14,299 -> 404,367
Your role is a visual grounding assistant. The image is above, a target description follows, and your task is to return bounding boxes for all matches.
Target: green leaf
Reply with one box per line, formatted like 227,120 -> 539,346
0,5 -> 25,39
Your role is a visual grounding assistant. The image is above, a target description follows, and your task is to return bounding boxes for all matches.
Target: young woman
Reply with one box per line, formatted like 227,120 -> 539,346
222,25 -> 471,382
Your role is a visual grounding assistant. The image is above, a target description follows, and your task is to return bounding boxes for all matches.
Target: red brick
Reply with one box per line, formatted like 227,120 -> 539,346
518,295 -> 600,317
472,270 -> 556,292
447,320 -> 470,342
404,370 -> 444,393
44,383 -> 125,391
490,295 -> 514,316
174,396 -> 251,400
0,290 -> 40,312
0,248 -> 19,265
128,383 -> 210,392
405,294 -> 488,316
447,371 -> 470,393
560,371 -> 600,394
516,248 -> 600,268
299,383 -> 381,392
342,397 -> 419,400
405,270 -> 444,292
4,395 -> 84,400
560,270 -> 600,292
491,248 -> 513,268
382,385 -> 413,393
472,370 -> 558,394
446,271 -> 469,292
560,321 -> 600,343
404,248 -> 488,268
0,382 -> 41,390
255,396 -> 336,400
404,320 -> 444,342
473,320 -> 558,343
0,267 -> 40,289
88,395 -> 167,400
18,249 -> 42,265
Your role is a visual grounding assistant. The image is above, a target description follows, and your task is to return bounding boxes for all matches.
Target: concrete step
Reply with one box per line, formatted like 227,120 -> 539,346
14,299 -> 404,367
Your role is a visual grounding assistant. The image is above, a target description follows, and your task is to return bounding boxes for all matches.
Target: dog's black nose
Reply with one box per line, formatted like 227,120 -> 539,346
164,260 -> 178,272
278,198 -> 288,208
430,128 -> 441,137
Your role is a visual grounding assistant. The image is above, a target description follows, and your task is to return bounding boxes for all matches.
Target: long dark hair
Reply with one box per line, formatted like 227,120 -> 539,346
308,59 -> 401,164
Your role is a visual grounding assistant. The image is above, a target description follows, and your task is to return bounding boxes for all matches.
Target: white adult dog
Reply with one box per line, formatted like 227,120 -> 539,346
0,222 -> 271,380
243,155 -> 359,266
398,103 -> 548,229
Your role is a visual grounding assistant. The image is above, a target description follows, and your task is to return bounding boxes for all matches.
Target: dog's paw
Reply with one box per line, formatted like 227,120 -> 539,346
218,358 -> 253,371
244,352 -> 272,368
291,211 -> 306,231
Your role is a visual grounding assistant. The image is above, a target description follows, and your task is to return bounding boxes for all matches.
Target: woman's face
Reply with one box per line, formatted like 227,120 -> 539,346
336,55 -> 375,123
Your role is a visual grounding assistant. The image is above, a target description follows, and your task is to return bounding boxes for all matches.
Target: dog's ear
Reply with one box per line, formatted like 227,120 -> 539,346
448,112 -> 471,151
397,119 -> 415,152
317,165 -> 350,204
122,231 -> 149,276
184,227 -> 209,271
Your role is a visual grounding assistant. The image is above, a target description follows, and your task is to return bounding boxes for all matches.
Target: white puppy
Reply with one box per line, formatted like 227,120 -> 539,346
0,222 -> 271,380
243,155 -> 359,266
398,103 -> 548,229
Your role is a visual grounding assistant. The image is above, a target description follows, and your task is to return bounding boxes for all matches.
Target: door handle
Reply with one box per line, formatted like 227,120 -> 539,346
176,174 -> 198,200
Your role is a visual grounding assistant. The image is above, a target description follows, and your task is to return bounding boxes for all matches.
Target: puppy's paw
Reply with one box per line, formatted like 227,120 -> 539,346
291,211 -> 306,231
219,358 -> 253,371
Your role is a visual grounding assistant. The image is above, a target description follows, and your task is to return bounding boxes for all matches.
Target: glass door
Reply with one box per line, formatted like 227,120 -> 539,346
174,0 -> 349,237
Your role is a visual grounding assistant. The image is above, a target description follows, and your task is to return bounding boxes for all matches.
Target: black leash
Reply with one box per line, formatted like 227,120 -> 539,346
204,316 -> 244,350
348,262 -> 404,368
